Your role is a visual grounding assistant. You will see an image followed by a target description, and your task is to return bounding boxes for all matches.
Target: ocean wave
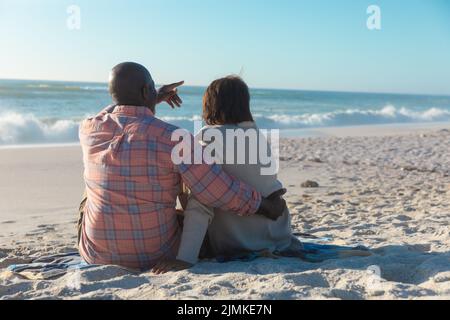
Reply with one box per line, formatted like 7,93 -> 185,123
162,106 -> 450,129
0,113 -> 80,145
255,106 -> 450,129
65,85 -> 108,91
160,115 -> 203,122
0,106 -> 449,145
25,84 -> 107,92
25,84 -> 51,89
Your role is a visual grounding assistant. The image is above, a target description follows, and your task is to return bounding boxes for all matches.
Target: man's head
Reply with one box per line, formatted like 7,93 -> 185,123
109,62 -> 157,111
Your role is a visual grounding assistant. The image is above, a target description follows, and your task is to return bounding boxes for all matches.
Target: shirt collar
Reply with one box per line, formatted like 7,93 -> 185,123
111,105 -> 154,117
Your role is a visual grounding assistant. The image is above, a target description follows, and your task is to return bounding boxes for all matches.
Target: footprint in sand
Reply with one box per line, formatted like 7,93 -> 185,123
37,224 -> 57,229
0,256 -> 33,268
25,224 -> 57,236
0,248 -> 13,255
0,282 -> 34,298
1,221 -> 16,225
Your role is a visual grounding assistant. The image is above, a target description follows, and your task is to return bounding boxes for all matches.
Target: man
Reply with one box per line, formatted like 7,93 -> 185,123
78,62 -> 286,271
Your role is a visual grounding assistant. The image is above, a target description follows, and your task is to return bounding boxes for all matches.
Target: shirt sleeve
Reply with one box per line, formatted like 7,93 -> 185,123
97,105 -> 116,116
174,134 -> 261,216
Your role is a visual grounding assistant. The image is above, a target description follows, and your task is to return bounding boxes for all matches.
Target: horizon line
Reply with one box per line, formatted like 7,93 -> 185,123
1,77 -> 450,98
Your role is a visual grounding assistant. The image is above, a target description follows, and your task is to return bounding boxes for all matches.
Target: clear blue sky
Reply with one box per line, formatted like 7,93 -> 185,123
1,0 -> 449,95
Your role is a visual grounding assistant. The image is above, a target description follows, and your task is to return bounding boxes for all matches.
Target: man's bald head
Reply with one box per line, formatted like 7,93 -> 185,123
109,62 -> 157,110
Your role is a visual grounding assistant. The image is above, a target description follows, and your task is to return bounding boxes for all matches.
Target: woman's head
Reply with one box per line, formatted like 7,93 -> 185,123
202,76 -> 254,125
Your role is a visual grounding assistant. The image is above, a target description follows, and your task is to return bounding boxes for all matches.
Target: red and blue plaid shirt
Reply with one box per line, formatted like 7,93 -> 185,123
79,105 -> 261,270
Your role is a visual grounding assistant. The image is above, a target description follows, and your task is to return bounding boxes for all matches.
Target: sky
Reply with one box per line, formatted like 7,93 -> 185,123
0,0 -> 450,95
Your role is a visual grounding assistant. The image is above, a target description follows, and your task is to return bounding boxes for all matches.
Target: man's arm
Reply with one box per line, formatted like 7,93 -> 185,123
170,121 -> 259,215
173,134 -> 286,218
177,160 -> 261,216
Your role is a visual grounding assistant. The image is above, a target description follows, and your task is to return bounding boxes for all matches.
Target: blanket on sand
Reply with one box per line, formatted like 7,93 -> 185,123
5,237 -> 371,280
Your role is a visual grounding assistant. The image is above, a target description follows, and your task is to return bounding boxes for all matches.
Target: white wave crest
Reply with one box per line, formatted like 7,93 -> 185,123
0,106 -> 449,145
160,115 -> 203,122
260,106 -> 450,128
0,113 -> 80,145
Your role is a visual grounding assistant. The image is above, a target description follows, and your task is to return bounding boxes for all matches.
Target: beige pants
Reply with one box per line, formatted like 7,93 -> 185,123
176,196 -> 214,264
176,194 -> 297,264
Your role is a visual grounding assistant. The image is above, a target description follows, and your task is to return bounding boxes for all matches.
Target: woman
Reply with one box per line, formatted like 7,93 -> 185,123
153,76 -> 302,274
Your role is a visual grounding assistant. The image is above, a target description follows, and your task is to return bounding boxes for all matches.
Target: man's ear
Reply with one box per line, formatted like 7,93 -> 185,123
142,85 -> 149,101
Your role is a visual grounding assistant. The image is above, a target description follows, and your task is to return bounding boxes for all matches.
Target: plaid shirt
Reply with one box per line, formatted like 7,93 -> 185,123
78,105 -> 261,270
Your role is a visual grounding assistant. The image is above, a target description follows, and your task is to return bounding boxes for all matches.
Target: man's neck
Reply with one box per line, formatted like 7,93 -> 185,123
114,102 -> 155,114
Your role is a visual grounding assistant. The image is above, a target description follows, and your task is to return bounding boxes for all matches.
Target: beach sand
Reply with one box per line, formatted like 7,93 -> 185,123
0,125 -> 449,300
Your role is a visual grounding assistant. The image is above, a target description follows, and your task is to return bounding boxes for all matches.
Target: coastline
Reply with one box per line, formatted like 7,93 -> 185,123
281,121 -> 450,137
0,122 -> 449,150
0,126 -> 449,299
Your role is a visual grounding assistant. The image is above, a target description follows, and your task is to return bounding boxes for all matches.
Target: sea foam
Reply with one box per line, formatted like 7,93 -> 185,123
0,112 -> 80,145
0,106 -> 449,145
257,105 -> 450,128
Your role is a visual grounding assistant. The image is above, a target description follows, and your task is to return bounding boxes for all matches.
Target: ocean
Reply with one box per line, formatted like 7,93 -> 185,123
0,79 -> 449,146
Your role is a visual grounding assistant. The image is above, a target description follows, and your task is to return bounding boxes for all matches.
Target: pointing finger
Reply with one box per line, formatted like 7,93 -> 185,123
164,81 -> 185,91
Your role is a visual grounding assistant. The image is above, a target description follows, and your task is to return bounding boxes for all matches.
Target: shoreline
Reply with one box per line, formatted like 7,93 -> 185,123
0,122 -> 449,150
280,121 -> 450,137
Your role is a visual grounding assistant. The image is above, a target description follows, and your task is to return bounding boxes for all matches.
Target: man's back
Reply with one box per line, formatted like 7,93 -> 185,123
79,105 -> 183,270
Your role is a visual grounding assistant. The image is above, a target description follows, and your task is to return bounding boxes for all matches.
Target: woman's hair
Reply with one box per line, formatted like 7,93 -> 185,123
202,76 -> 254,125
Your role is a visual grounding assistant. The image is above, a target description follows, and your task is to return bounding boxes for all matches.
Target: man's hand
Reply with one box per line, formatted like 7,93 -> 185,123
157,81 -> 184,108
152,258 -> 193,274
255,189 -> 287,221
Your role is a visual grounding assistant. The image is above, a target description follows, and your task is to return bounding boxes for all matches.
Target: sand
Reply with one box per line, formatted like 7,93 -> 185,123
0,125 -> 449,300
